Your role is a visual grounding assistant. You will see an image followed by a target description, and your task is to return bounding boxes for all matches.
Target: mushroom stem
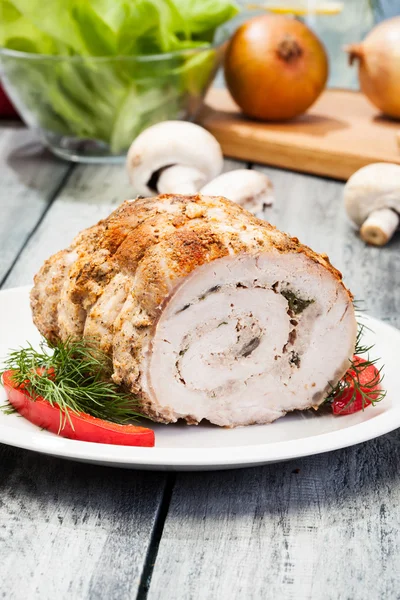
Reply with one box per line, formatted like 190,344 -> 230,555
360,208 -> 399,246
157,165 -> 206,194
126,121 -> 224,196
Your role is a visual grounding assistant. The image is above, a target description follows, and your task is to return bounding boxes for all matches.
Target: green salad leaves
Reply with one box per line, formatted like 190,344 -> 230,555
0,0 -> 239,154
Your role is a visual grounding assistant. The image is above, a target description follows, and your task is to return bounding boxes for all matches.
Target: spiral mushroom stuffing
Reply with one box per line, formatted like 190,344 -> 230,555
31,194 -> 357,427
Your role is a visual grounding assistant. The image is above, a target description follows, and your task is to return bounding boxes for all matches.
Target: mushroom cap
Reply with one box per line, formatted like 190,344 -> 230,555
157,165 -> 207,194
344,163 -> 400,226
200,169 -> 274,213
126,121 -> 224,196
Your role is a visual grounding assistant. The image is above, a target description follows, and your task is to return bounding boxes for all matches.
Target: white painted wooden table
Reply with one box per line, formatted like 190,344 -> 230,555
1,120 -> 400,600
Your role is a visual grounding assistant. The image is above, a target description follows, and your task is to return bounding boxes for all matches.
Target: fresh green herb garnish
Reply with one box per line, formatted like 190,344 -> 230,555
281,289 -> 314,314
1,338 -> 143,427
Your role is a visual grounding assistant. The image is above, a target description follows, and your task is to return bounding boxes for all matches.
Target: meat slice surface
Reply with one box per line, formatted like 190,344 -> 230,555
31,194 -> 357,427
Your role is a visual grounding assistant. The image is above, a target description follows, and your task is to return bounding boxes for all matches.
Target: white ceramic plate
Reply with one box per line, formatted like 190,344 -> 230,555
0,286 -> 399,471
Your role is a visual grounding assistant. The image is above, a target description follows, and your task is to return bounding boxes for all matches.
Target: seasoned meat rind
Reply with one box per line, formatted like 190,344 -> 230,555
31,194 -> 357,427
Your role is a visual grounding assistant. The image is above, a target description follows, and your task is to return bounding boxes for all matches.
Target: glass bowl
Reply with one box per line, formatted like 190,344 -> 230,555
0,45 -> 225,163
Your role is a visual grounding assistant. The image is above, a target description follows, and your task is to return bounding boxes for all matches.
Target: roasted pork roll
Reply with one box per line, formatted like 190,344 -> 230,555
31,194 -> 357,427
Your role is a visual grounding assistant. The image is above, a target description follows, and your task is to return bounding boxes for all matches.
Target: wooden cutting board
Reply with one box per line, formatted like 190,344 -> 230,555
199,88 -> 400,181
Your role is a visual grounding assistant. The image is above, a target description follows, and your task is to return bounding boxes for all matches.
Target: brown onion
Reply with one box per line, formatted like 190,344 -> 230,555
346,17 -> 400,120
224,15 -> 328,121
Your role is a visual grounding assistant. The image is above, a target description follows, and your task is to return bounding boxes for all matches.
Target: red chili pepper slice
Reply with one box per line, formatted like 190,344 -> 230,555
2,370 -> 155,447
332,356 -> 382,416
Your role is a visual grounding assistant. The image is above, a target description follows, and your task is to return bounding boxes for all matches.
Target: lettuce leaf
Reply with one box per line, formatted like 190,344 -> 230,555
171,0 -> 239,36
0,0 -> 239,154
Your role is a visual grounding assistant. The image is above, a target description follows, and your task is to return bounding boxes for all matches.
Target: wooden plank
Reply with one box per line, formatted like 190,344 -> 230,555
147,435 -> 400,600
147,166 -> 400,599
0,444 -> 167,600
3,162 -> 131,288
4,158 -> 244,288
0,125 -> 70,285
200,88 -> 400,181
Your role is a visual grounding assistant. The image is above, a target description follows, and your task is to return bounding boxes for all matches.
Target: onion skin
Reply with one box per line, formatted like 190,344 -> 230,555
224,15 -> 329,121
346,17 -> 400,120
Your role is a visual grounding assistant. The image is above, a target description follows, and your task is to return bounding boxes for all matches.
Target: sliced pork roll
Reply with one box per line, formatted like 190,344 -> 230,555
31,194 -> 357,427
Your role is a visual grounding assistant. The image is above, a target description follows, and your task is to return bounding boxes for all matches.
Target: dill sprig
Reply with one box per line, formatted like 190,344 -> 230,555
325,320 -> 386,411
1,338 -> 144,429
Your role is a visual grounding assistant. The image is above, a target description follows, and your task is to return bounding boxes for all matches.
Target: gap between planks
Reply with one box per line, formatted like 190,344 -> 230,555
137,473 -> 177,600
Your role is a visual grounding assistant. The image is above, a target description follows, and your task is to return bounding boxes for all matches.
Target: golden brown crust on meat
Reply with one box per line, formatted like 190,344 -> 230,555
30,194 -> 354,425
31,192 -> 352,343
31,249 -> 73,343
63,194 -> 348,299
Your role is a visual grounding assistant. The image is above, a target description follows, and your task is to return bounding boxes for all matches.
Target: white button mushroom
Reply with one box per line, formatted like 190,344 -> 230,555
344,163 -> 400,246
126,121 -> 224,196
200,169 -> 274,213
126,121 -> 274,214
